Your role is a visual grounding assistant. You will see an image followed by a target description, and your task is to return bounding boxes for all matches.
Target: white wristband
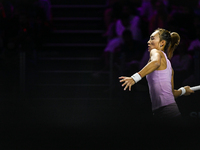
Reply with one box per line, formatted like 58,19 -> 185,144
179,87 -> 186,96
131,73 -> 142,83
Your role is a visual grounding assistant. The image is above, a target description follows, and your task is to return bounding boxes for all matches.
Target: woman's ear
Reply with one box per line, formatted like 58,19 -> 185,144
160,40 -> 166,47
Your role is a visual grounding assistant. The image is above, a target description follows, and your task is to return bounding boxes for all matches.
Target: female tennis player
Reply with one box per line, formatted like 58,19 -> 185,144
119,28 -> 194,123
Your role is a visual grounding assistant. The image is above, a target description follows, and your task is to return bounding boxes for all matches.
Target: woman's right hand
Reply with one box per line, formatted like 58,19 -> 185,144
119,76 -> 135,91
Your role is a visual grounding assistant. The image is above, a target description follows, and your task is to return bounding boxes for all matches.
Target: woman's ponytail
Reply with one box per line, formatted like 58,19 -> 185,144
167,32 -> 180,59
155,28 -> 180,59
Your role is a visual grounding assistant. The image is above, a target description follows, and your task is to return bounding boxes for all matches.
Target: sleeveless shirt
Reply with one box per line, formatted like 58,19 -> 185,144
146,51 -> 176,111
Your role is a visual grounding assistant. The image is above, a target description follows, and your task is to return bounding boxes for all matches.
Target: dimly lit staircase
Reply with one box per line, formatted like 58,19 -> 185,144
28,0 -> 111,101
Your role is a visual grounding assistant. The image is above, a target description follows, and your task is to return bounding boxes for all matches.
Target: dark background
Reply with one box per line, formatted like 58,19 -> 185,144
0,0 -> 200,149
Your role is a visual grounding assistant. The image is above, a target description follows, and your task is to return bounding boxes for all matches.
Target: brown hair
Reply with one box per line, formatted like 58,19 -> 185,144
155,28 -> 180,59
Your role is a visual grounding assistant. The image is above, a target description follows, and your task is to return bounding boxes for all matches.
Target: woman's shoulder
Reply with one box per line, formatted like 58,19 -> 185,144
150,49 -> 162,54
150,49 -> 166,58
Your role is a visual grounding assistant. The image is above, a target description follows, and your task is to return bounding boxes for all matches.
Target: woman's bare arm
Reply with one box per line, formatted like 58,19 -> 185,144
119,49 -> 161,91
138,49 -> 161,77
171,69 -> 194,98
171,69 -> 182,98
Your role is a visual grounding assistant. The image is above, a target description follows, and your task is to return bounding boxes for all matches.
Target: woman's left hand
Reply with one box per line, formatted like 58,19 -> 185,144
119,76 -> 135,91
184,86 -> 194,96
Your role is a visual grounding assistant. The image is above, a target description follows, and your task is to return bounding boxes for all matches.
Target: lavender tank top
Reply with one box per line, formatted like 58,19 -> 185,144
146,51 -> 175,111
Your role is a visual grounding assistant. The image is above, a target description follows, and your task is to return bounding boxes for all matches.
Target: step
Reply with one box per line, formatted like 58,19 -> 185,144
53,30 -> 104,33
43,43 -> 106,47
52,5 -> 106,8
38,46 -> 105,58
33,70 -> 110,84
50,0 -> 107,5
36,57 -> 105,70
40,43 -> 106,57
53,17 -> 102,21
52,17 -> 104,30
28,84 -> 110,99
43,30 -> 106,43
51,5 -> 105,18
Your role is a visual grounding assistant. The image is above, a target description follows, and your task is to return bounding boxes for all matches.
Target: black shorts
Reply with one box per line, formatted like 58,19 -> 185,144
152,102 -> 183,126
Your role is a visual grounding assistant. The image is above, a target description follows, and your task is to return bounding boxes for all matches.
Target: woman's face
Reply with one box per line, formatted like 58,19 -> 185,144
147,30 -> 161,51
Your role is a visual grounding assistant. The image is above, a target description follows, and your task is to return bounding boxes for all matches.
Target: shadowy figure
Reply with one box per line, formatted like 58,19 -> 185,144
118,29 -> 145,75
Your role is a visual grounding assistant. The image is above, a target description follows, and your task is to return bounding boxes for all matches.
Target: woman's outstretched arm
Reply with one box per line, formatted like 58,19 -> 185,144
119,49 -> 161,91
137,49 -> 161,78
